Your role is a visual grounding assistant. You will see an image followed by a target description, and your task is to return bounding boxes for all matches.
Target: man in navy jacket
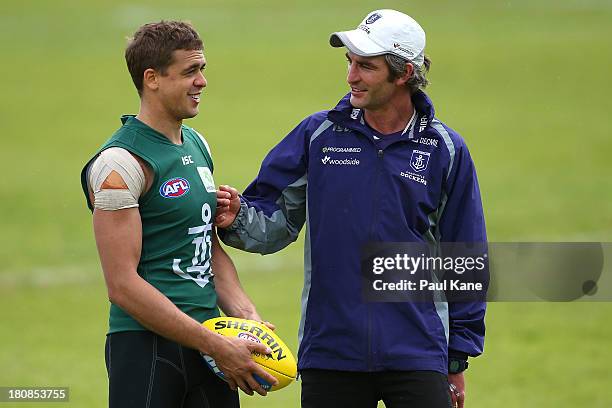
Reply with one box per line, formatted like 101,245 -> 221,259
216,9 -> 486,408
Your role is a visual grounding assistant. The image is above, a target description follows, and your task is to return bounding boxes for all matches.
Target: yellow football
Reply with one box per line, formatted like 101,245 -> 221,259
202,317 -> 297,391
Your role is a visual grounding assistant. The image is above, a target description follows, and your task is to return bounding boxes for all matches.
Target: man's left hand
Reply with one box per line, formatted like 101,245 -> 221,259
215,185 -> 241,228
448,372 -> 465,408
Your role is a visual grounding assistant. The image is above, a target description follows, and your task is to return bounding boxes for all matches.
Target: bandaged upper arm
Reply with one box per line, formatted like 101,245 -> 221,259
88,147 -> 146,210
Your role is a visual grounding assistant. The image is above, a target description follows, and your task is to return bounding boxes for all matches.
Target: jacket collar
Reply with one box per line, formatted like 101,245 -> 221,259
327,89 -> 436,139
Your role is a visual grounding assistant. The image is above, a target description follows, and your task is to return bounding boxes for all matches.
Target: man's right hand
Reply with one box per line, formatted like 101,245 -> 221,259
215,185 -> 241,228
208,334 -> 278,396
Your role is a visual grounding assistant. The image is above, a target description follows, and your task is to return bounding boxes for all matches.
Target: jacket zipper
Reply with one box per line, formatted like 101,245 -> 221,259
367,148 -> 384,371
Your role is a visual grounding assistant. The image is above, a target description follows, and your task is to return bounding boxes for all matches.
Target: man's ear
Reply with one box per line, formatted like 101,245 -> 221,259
395,62 -> 415,86
142,68 -> 159,92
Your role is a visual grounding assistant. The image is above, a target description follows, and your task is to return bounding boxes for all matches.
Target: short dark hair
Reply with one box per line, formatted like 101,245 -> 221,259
125,21 -> 203,96
385,54 -> 431,94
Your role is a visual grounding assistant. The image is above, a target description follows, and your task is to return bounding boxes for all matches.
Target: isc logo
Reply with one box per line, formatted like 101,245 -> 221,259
160,177 -> 190,198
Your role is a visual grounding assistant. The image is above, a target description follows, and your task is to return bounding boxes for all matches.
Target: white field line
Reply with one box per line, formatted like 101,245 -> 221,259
0,264 -> 103,289
0,254 -> 301,289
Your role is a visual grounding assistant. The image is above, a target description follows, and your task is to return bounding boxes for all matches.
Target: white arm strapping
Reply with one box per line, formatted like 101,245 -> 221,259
88,147 -> 146,211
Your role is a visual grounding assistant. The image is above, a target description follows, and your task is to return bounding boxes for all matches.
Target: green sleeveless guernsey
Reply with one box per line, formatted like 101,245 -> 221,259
81,115 -> 220,333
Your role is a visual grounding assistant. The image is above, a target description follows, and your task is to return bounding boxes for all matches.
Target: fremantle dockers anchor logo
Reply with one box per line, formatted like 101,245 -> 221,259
410,150 -> 430,172
366,13 -> 382,24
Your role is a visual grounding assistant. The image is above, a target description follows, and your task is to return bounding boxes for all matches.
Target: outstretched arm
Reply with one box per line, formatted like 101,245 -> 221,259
215,116 -> 328,254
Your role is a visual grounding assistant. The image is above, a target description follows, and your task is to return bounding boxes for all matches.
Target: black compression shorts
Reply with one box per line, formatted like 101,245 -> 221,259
105,331 -> 239,408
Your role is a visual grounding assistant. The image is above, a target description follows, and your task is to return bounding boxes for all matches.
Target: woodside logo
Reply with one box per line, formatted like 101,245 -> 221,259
321,156 -> 360,166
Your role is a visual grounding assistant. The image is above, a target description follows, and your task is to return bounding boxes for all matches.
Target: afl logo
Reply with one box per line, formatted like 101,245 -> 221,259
160,177 -> 190,198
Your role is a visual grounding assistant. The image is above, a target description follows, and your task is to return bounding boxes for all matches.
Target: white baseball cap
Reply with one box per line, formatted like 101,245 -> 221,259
330,9 -> 426,67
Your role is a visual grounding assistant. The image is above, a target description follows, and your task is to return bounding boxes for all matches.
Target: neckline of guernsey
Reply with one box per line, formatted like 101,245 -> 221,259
124,115 -> 186,146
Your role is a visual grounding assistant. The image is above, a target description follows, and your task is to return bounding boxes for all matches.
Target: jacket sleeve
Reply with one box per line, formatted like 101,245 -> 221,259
439,137 -> 487,358
218,115 -> 326,254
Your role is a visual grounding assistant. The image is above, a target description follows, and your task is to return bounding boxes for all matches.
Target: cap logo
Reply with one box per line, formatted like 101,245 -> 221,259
365,13 -> 382,24
393,42 -> 413,56
358,24 -> 371,34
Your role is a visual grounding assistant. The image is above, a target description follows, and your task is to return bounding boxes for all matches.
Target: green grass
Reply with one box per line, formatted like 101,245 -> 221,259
1,0 -> 611,406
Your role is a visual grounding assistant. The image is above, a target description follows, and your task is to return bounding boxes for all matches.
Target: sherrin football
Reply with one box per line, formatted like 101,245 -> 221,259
202,317 -> 297,391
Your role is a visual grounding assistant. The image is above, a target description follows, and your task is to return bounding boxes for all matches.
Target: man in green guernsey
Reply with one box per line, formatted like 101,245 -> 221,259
80,21 -> 277,407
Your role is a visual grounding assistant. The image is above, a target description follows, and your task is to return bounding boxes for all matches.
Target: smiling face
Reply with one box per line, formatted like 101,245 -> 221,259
345,52 -> 404,111
154,49 -> 207,120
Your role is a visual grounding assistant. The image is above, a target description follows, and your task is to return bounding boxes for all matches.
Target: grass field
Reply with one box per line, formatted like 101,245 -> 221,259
1,0 -> 611,406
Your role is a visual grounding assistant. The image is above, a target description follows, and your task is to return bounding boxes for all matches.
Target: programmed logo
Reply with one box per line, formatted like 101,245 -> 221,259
160,177 -> 190,198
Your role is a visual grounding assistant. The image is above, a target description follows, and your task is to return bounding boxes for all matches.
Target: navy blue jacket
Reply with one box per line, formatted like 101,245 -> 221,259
220,90 -> 487,374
